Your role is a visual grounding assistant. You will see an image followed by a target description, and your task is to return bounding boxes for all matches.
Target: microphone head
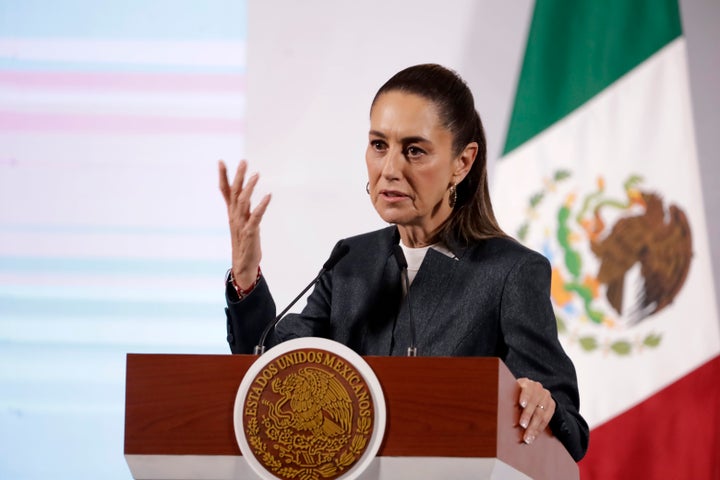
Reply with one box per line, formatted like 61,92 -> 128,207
322,242 -> 350,270
392,244 -> 408,269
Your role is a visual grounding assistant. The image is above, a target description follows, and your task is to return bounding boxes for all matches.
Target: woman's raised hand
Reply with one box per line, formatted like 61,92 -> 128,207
219,160 -> 272,289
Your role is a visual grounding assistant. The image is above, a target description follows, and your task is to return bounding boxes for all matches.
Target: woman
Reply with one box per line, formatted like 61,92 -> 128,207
219,64 -> 589,461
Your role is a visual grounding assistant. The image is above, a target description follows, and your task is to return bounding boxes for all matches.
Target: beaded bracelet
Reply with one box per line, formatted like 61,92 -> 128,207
227,266 -> 262,299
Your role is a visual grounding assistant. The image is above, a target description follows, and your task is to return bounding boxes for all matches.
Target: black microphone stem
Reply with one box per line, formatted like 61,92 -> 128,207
401,268 -> 418,357
254,268 -> 326,355
392,245 -> 418,357
253,242 -> 349,355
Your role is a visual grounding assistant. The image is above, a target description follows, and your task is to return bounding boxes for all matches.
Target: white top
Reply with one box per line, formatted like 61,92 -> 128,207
399,242 -> 457,286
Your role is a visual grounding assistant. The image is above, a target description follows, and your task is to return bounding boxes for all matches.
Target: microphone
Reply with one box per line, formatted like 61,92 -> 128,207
392,245 -> 417,357
253,241 -> 350,355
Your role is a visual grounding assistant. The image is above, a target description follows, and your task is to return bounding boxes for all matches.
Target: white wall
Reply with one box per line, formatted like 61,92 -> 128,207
681,0 -> 720,317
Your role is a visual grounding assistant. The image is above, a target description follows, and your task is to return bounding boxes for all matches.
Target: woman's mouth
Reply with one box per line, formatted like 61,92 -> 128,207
380,190 -> 409,203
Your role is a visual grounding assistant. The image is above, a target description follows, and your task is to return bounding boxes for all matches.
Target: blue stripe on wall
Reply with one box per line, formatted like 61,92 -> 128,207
0,224 -> 228,236
0,256 -> 227,275
0,295 -> 218,318
0,0 -> 247,39
0,59 -> 247,74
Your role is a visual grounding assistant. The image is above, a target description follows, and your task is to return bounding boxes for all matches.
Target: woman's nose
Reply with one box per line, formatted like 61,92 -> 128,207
381,147 -> 403,179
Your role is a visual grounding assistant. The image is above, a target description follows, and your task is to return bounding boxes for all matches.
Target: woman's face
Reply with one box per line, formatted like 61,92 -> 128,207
366,91 -> 475,240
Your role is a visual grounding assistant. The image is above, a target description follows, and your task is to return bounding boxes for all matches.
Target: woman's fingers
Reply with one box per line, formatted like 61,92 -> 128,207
218,160 -> 271,289
235,172 -> 260,217
517,378 -> 556,445
230,159 -> 248,203
235,192 -> 271,247
249,193 -> 272,227
220,160 -> 264,230
220,159 -> 252,211
219,160 -> 232,205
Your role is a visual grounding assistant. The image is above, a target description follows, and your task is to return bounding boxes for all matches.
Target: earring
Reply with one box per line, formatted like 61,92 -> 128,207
366,182 -> 370,194
448,183 -> 457,209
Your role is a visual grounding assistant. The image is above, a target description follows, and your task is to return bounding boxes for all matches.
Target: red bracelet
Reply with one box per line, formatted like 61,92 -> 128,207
229,266 -> 262,299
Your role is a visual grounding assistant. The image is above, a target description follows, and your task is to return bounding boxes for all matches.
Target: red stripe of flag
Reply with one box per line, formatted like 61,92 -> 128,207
579,355 -> 720,479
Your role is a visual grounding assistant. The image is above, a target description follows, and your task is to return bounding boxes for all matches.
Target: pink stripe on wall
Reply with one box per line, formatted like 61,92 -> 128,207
0,111 -> 244,135
0,71 -> 245,93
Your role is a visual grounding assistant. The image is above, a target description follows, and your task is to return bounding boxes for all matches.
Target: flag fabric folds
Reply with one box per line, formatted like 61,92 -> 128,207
494,1 -> 720,478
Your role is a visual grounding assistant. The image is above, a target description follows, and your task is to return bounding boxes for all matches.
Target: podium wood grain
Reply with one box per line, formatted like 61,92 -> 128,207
125,354 -> 578,479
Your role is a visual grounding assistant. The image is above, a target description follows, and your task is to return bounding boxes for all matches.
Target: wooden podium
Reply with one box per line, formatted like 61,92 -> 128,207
124,354 -> 579,480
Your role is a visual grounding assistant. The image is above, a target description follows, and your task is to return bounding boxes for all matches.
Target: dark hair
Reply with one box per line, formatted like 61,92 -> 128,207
371,63 -> 506,245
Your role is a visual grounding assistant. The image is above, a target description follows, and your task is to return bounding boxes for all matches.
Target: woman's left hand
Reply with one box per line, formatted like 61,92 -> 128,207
516,378 -> 556,445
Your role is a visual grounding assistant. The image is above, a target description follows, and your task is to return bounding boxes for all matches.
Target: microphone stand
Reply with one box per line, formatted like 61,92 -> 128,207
392,245 -> 418,357
253,242 -> 349,355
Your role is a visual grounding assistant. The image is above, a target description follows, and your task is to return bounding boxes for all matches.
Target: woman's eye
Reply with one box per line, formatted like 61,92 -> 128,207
405,146 -> 425,158
370,140 -> 387,151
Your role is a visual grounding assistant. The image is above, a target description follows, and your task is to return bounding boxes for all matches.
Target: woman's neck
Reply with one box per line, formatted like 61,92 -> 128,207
398,224 -> 437,248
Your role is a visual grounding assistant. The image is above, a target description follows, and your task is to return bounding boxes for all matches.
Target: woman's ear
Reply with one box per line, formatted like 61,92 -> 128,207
453,142 -> 478,183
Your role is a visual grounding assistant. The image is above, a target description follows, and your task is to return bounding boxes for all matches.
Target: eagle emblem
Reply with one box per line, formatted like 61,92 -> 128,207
518,171 -> 693,355
243,349 -> 375,479
266,367 -> 353,444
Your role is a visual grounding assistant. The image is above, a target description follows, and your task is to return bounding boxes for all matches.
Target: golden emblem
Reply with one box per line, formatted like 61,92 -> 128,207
243,348 -> 375,480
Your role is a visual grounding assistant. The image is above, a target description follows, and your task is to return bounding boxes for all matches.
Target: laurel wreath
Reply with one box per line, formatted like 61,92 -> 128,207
245,411 -> 372,479
521,169 -> 663,356
246,418 -> 283,470
556,314 -> 662,355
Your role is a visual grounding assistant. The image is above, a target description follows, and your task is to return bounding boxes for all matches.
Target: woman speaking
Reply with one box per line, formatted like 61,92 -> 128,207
219,64 -> 589,461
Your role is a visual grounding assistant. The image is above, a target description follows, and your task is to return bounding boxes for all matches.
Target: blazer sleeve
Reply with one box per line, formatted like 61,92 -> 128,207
225,269 -> 335,354
225,275 -> 277,354
499,251 -> 590,462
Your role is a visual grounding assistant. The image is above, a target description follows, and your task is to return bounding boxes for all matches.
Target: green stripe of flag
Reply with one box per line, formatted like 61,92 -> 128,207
503,0 -> 682,155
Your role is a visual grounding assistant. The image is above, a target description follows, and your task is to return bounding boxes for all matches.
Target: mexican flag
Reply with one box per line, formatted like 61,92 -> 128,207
493,1 -> 720,478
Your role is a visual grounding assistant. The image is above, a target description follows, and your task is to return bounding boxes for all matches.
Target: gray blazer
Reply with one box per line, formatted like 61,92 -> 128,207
225,226 -> 589,460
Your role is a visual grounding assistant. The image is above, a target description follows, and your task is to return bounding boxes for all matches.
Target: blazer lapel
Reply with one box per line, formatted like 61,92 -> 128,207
392,247 -> 461,355
361,245 -> 402,356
